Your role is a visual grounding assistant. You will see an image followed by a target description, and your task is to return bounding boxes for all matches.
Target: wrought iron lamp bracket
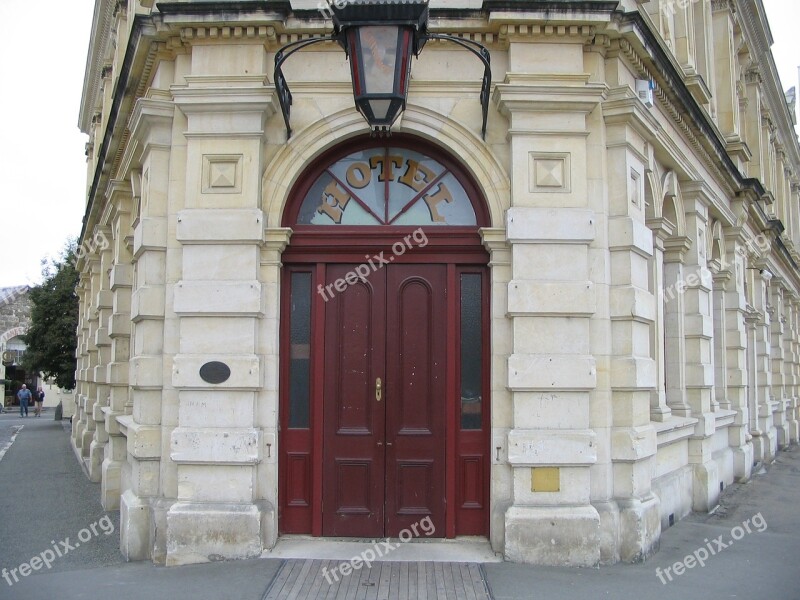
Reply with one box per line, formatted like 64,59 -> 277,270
273,31 -> 491,140
418,33 -> 491,140
274,35 -> 338,139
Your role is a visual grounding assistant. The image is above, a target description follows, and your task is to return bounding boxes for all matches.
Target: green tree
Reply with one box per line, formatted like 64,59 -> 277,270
22,240 -> 80,390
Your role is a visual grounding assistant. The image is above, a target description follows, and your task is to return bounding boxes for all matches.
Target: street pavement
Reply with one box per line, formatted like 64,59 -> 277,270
1,413 -> 798,600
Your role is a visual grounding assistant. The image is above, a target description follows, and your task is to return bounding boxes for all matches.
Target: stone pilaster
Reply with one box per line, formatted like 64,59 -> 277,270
752,267 -> 777,462
119,98 -> 174,562
711,0 -> 742,143
722,229 -> 753,480
787,299 -> 800,442
663,236 -> 692,416
672,0 -> 697,75
494,68 -> 604,567
744,305 -> 762,464
166,70 -> 276,565
770,281 -> 790,448
602,94 -> 659,563
649,223 -> 673,422
89,226 -> 114,482
76,257 -> 102,462
743,69 -> 764,180
72,272 -> 92,454
710,260 -> 727,412
257,227 -> 293,551
682,193 -> 720,511
480,228 -> 513,555
102,182 -> 133,510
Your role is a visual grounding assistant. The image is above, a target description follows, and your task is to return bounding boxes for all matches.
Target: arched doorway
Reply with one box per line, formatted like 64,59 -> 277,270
1,329 -> 35,409
278,135 -> 490,539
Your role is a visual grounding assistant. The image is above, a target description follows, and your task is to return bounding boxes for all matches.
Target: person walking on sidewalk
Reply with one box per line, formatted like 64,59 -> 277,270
34,387 -> 45,417
16,384 -> 31,417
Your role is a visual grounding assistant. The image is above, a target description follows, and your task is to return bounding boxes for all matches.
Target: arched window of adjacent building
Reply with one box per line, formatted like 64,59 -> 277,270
709,220 -> 728,412
646,168 -> 691,420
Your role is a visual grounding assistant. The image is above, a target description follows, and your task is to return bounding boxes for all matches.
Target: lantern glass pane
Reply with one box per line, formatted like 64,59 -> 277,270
358,26 -> 399,94
368,99 -> 392,120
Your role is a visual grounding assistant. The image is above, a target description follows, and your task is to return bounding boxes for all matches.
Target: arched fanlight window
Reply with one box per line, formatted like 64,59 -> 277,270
294,145 -> 478,226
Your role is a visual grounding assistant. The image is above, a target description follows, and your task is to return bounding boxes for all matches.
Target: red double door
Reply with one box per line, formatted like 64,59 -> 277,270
322,263 -> 446,537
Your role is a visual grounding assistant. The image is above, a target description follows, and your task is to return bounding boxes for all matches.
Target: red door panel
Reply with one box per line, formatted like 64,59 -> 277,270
322,266 -> 386,537
288,260 -> 488,538
385,265 -> 447,536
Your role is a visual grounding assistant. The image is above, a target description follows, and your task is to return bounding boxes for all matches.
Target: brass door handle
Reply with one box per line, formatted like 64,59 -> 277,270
376,377 -> 382,402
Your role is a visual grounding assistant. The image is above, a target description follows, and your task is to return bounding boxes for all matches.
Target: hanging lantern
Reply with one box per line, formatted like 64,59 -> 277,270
332,0 -> 428,134
274,0 -> 490,138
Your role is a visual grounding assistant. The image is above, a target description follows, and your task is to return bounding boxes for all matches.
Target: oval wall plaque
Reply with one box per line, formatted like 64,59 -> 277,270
199,361 -> 231,384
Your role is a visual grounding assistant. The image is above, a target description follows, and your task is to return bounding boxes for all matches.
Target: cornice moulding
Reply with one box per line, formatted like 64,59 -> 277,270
736,0 -> 800,170
80,0 -> 117,133
128,98 -> 175,146
171,86 -> 277,114
611,17 -> 762,204
493,81 -> 608,116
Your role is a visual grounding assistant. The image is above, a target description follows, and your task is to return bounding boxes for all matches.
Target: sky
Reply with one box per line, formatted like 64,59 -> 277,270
0,0 -> 94,288
0,1 -> 797,289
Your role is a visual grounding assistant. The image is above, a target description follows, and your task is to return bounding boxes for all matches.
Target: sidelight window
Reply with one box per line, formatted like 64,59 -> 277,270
460,273 -> 482,430
288,272 -> 312,428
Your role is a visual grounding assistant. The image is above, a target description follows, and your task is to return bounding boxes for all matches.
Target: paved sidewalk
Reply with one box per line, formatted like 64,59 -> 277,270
483,448 -> 800,600
0,415 -> 122,576
1,415 -> 798,599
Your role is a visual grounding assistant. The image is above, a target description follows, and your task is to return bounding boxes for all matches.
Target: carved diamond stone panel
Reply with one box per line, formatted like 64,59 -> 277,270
529,152 -> 571,192
203,155 -> 242,194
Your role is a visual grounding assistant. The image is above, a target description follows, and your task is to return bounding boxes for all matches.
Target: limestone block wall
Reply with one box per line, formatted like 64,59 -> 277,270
493,34 -> 607,567
70,0 -> 800,569
166,41 -> 277,564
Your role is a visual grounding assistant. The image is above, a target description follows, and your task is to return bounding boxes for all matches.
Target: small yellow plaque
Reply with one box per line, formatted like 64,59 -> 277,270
531,467 -> 560,492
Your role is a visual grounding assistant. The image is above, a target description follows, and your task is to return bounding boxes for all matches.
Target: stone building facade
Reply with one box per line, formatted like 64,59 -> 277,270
74,0 -> 800,566
1,286 -> 33,408
1,286 -> 74,413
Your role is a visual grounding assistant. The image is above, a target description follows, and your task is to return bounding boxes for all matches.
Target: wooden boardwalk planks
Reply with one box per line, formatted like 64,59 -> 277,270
263,560 -> 492,600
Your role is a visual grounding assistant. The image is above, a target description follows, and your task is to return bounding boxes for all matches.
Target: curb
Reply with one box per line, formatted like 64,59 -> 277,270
0,425 -> 23,463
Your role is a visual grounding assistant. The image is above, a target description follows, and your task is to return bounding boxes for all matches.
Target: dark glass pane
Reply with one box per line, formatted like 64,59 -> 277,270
460,274 -> 482,430
289,272 -> 311,428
